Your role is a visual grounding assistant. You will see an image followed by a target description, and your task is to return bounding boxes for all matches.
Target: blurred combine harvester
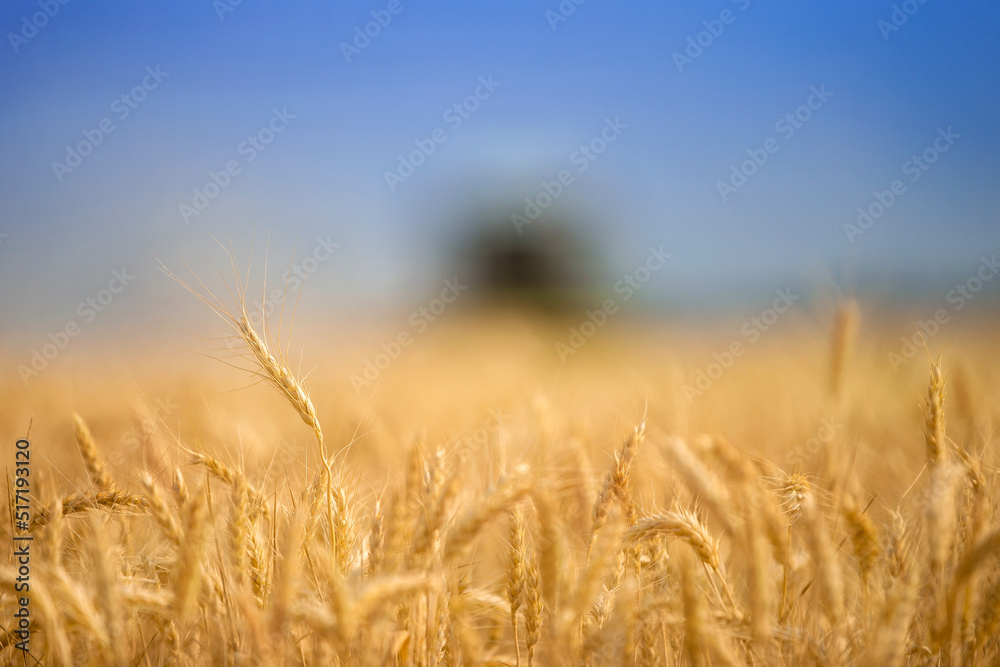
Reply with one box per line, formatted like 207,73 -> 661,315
450,207 -> 605,314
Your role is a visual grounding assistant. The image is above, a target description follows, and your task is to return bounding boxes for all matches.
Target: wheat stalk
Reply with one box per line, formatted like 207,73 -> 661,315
73,414 -> 112,491
829,298 -> 858,402
173,488 -> 208,625
159,253 -> 327,458
366,500 -> 384,579
842,496 -> 880,585
925,355 -> 947,466
801,493 -> 844,625
141,472 -> 182,546
506,506 -> 527,667
523,555 -> 543,667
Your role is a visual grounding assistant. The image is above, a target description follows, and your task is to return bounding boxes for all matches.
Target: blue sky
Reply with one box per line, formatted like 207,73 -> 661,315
1,0 -> 998,334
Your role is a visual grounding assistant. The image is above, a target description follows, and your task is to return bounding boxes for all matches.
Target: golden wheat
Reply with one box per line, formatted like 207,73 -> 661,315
7,265 -> 1000,666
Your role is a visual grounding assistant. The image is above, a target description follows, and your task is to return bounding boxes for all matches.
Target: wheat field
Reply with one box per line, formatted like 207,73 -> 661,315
3,276 -> 1000,666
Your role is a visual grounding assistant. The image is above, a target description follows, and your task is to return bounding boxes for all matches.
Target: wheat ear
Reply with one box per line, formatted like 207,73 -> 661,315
141,473 -> 182,546
507,507 -> 527,667
73,414 -> 112,490
925,355 -> 947,466
625,509 -> 720,571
